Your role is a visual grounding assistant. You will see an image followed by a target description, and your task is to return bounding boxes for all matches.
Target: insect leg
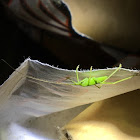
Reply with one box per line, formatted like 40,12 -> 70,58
102,76 -> 133,85
76,65 -> 80,83
89,66 -> 99,88
94,84 -> 101,88
89,66 -> 93,78
101,64 -> 122,84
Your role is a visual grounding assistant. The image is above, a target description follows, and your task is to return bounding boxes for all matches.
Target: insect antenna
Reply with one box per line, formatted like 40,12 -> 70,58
1,59 -> 16,72
1,59 -> 72,85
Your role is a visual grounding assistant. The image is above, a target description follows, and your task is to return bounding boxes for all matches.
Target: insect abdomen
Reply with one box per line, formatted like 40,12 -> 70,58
95,76 -> 108,84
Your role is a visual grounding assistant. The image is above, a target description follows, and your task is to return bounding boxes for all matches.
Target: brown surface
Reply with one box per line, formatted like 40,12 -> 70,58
62,89 -> 140,140
0,59 -> 139,117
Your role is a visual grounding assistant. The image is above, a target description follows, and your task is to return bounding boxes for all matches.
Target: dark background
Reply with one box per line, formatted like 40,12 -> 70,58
0,2 -> 139,85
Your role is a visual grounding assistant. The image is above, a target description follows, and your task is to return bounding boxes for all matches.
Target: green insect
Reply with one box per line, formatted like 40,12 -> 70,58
1,59 -> 133,88
70,64 -> 133,88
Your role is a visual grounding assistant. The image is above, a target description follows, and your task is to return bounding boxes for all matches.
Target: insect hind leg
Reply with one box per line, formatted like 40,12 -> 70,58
102,76 -> 133,85
101,64 -> 122,84
98,64 -> 122,88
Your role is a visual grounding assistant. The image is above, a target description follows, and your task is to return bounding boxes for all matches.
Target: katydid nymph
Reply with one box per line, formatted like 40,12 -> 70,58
1,59 -> 133,88
70,64 -> 133,88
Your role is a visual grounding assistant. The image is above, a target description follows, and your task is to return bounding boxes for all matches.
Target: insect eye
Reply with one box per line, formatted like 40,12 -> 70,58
81,78 -> 89,87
